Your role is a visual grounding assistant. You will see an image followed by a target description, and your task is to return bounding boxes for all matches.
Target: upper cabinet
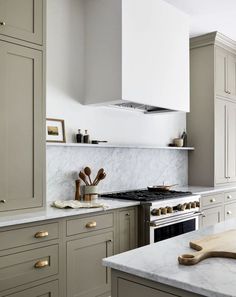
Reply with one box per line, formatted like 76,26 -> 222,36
188,32 -> 236,187
83,0 -> 190,113
0,0 -> 44,45
216,47 -> 236,100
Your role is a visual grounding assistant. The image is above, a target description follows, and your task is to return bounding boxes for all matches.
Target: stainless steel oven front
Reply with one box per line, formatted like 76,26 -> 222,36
150,211 -> 201,244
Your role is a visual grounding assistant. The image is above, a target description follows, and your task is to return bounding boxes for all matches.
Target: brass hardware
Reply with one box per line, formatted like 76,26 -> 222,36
34,260 -> 49,269
227,195 -> 232,200
210,198 -> 216,203
34,231 -> 49,238
125,213 -> 130,217
106,239 -> 113,243
0,21 -> 5,26
0,199 -> 6,203
227,211 -> 232,215
85,221 -> 97,228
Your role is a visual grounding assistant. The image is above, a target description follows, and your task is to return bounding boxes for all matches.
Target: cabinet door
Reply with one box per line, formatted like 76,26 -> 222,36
215,99 -> 228,184
227,54 -> 236,99
5,280 -> 58,297
118,209 -> 137,253
0,0 -> 43,45
0,41 -> 44,212
215,47 -> 228,97
227,102 -> 236,182
67,232 -> 113,297
201,206 -> 223,228
225,202 -> 236,221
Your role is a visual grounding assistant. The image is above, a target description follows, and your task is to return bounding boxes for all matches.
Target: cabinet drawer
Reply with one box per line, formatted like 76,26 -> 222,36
224,191 -> 236,203
0,222 -> 59,251
225,202 -> 236,220
4,280 -> 58,297
201,193 -> 224,208
0,245 -> 58,292
67,213 -> 114,236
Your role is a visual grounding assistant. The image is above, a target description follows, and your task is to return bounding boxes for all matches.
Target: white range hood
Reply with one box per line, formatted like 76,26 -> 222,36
83,0 -> 190,114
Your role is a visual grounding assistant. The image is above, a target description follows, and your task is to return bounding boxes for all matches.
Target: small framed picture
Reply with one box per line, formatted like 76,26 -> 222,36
46,118 -> 66,143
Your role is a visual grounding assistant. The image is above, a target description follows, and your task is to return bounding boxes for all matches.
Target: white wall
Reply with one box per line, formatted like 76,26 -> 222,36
46,0 -> 186,145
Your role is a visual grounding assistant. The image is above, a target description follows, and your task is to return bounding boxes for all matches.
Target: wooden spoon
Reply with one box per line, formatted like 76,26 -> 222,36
84,166 -> 92,185
95,172 -> 106,186
79,171 -> 89,186
93,168 -> 104,185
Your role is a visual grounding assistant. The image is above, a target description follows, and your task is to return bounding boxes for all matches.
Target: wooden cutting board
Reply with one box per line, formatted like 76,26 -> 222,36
178,229 -> 236,265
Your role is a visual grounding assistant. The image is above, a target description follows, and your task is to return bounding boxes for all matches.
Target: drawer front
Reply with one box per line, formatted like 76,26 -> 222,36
0,222 -> 59,251
201,193 -> 224,208
67,213 -> 114,236
224,191 -> 236,203
225,202 -> 236,220
4,280 -> 58,297
0,245 -> 58,292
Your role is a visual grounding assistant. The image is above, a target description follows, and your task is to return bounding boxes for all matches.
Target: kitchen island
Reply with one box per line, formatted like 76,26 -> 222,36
103,219 -> 236,297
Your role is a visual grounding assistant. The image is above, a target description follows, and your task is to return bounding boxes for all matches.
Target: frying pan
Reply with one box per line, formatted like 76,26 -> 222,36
147,184 -> 178,192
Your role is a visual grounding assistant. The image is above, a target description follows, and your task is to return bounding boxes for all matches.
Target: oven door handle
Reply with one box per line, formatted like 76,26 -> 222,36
150,211 -> 203,228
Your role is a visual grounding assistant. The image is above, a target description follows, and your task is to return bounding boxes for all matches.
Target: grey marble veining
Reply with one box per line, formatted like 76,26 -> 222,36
47,146 -> 188,201
103,219 -> 236,297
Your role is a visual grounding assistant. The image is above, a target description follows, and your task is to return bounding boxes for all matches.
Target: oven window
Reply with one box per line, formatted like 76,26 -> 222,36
154,219 -> 196,243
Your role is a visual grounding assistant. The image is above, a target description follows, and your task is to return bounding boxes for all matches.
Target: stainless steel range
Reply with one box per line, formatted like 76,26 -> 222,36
101,189 -> 201,246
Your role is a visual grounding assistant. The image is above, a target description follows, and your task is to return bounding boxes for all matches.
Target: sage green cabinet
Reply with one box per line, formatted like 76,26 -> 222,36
118,208 -> 137,254
4,280 -> 58,297
0,0 -> 44,45
67,232 -> 113,297
0,40 -> 44,212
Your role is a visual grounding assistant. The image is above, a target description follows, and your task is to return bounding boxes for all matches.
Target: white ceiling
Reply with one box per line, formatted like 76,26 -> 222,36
164,0 -> 236,41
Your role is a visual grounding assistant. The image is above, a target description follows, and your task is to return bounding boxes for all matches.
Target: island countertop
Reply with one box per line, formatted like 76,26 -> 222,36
103,219 -> 236,297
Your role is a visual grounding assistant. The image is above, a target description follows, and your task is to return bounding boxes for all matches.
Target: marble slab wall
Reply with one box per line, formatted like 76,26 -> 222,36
47,146 -> 188,201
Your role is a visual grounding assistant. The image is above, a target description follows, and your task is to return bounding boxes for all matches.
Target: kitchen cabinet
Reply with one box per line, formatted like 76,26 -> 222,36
118,208 -> 137,253
67,232 -> 113,297
216,47 -> 236,100
225,202 -> 236,220
188,32 -> 236,186
201,206 -> 223,228
0,0 -> 44,45
0,40 -> 44,212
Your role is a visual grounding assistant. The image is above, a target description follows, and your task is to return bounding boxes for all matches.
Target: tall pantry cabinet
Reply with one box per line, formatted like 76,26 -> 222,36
0,0 -> 46,213
188,32 -> 236,187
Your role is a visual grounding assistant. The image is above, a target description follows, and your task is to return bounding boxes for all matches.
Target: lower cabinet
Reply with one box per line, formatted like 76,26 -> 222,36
67,232 -> 113,297
4,281 -> 58,297
118,208 -> 137,253
201,206 -> 223,228
225,201 -> 236,220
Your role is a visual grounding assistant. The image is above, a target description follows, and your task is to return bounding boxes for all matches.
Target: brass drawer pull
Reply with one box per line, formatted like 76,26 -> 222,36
210,198 -> 216,203
86,221 -> 97,228
34,260 -> 49,269
34,231 -> 49,238
0,199 -> 6,203
0,21 -> 6,26
227,195 -> 232,200
227,211 -> 232,215
125,213 -> 130,217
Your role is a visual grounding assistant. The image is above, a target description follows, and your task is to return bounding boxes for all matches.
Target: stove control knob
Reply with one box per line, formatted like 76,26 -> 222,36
186,203 -> 191,210
161,207 -> 168,215
177,204 -> 186,211
151,208 -> 161,216
196,201 -> 200,207
167,206 -> 173,213
191,202 -> 197,208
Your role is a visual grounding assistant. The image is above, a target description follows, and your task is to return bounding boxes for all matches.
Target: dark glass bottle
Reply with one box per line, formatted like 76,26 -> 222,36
76,129 -> 83,143
83,130 -> 90,143
181,130 -> 187,147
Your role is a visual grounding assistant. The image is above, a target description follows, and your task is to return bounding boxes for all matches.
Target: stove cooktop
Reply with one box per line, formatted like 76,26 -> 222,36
100,190 -> 193,202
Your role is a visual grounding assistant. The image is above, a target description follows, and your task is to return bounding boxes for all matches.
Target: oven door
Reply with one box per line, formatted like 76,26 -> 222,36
150,212 -> 201,244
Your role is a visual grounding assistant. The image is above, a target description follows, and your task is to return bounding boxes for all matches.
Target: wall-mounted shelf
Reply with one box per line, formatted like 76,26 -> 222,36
46,143 -> 195,151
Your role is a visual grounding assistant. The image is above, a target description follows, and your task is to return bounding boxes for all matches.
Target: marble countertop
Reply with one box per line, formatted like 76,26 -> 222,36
0,199 -> 140,228
179,185 -> 236,195
103,219 -> 236,297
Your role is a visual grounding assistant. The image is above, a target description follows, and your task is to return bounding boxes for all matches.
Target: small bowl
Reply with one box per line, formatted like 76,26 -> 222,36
173,138 -> 184,147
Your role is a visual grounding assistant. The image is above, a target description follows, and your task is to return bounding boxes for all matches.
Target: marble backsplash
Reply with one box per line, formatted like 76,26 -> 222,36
47,146 -> 188,201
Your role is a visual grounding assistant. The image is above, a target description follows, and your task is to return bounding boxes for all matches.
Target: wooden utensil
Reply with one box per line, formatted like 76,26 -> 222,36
75,179 -> 81,200
79,171 -> 89,186
94,172 -> 106,186
178,229 -> 236,266
84,166 -> 92,185
93,168 -> 104,185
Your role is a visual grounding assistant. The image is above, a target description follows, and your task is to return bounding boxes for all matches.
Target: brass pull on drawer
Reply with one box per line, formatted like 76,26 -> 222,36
0,199 -> 6,204
35,231 -> 49,238
0,21 -> 6,26
34,260 -> 49,269
86,221 -> 97,228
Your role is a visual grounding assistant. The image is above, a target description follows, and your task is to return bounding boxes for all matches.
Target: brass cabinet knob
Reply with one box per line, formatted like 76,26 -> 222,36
227,195 -> 232,200
34,260 -> 49,269
0,199 -> 6,203
125,213 -> 130,217
227,211 -> 232,215
0,21 -> 5,26
85,221 -> 97,228
34,231 -> 49,238
210,198 -> 216,203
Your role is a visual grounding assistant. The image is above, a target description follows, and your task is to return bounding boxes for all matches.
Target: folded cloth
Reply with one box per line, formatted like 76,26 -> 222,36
51,200 -> 108,210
